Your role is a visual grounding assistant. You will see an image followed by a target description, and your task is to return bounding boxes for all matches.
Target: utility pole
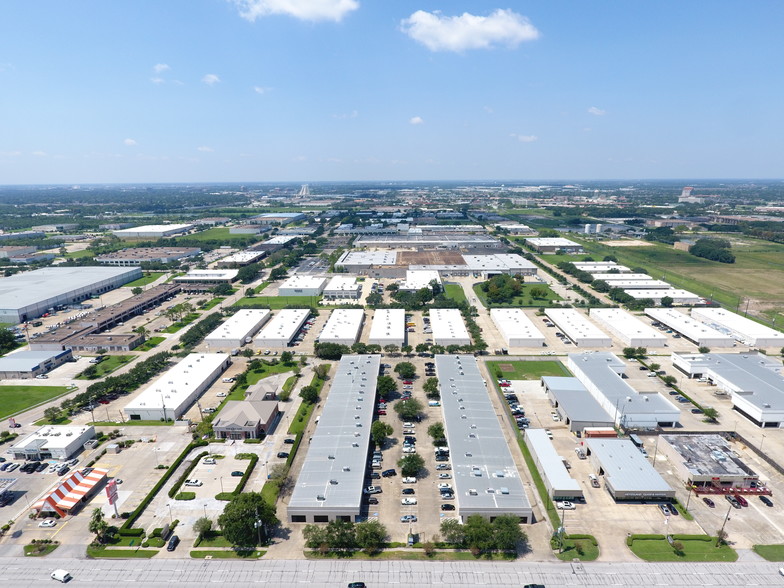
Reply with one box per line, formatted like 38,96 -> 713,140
717,503 -> 732,546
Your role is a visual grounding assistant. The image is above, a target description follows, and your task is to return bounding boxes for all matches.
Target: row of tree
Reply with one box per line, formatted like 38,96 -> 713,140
303,519 -> 388,554
179,313 -> 224,348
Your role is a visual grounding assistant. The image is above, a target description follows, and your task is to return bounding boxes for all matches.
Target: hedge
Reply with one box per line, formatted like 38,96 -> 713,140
175,492 -> 196,501
121,440 -> 208,530
566,534 -> 598,545
232,453 -> 259,495
117,527 -> 145,537
168,451 -> 209,498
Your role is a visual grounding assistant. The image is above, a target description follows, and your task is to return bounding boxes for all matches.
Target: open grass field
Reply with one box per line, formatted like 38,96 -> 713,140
162,313 -> 200,333
190,549 -> 265,559
487,359 -> 571,380
472,282 -> 562,308
752,544 -> 784,561
135,336 -> 165,352
233,295 -> 321,309
442,284 -> 468,305
554,535 -> 599,561
0,385 -> 71,420
124,272 -> 165,288
628,535 -> 737,562
76,355 -> 135,380
185,227 -> 260,242
200,297 -> 224,310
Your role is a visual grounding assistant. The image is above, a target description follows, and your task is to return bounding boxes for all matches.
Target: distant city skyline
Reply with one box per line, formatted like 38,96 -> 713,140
1,1 -> 783,184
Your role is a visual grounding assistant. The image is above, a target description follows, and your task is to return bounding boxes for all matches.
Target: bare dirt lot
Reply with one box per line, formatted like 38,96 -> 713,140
397,250 -> 465,266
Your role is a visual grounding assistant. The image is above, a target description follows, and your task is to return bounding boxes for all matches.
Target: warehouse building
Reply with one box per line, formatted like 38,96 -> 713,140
322,276 -> 362,300
568,352 -> 680,429
525,237 -> 584,254
525,428 -> 584,500
123,353 -> 231,421
398,270 -> 442,293
542,377 -> 614,433
461,254 -> 538,278
278,275 -> 327,297
318,309 -> 365,345
250,235 -> 298,253
658,434 -> 760,491
573,262 -> 631,273
288,354 -> 380,523
95,247 -> 201,266
499,223 -> 536,235
204,309 -> 271,349
671,352 -> 784,427
589,308 -> 667,347
0,266 -> 141,324
9,425 -> 95,461
250,212 -> 306,225
0,349 -> 74,379
584,438 -> 674,501
691,307 -> 784,348
335,251 -> 398,274
354,234 -> 502,250
255,309 -> 311,347
625,288 -> 702,306
215,250 -> 266,267
112,224 -> 194,239
590,273 -> 655,282
368,308 -> 405,347
490,309 -> 545,347
606,280 -> 671,290
437,355 -> 533,522
229,225 -> 267,235
544,309 -> 612,347
430,308 -> 471,347
644,308 -> 735,348
174,269 -> 238,291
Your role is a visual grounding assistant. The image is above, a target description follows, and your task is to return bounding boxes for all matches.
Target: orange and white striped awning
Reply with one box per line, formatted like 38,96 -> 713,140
33,468 -> 108,517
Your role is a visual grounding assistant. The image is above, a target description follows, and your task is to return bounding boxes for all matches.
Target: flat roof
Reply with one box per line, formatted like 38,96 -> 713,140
644,308 -> 735,344
175,269 -> 238,281
355,235 -> 498,246
589,308 -> 667,344
255,309 -> 311,343
113,224 -> 193,234
0,349 -> 71,372
204,309 -> 270,343
626,289 -> 701,301
288,355 -> 380,512
217,251 -> 265,264
462,253 -> 537,272
430,308 -> 470,343
437,355 -> 531,514
590,273 -> 657,281
660,434 -> 757,479
526,237 -> 581,247
124,353 -> 227,413
542,376 -> 613,424
544,309 -> 611,345
691,308 -> 784,345
573,262 -> 631,273
264,235 -> 299,245
319,309 -> 365,342
525,428 -> 582,493
400,270 -> 441,291
337,250 -> 398,266
490,309 -> 545,343
0,266 -> 140,313
96,247 -> 200,261
11,425 -> 95,451
324,276 -> 359,292
279,275 -> 328,290
604,280 -> 671,289
368,308 -> 405,342
585,438 -> 672,493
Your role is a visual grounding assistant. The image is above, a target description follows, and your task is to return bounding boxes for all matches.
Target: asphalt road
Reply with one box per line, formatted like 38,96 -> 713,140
4,557 -> 783,587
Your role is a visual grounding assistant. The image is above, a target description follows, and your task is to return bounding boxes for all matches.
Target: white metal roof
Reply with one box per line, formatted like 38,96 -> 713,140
430,308 -> 470,344
264,235 -> 298,245
324,276 -> 360,293
585,438 -> 672,493
626,289 -> 701,301
462,253 -> 537,272
589,308 -> 667,345
590,273 -> 656,281
318,309 -> 365,342
603,280 -> 670,289
368,308 -> 405,342
255,309 -> 311,343
113,224 -> 193,235
691,307 -> 784,346
279,275 -> 328,290
490,309 -> 545,343
645,308 -> 735,345
399,270 -> 441,291
525,428 -> 582,494
11,425 -> 94,451
217,251 -> 265,264
544,309 -> 611,345
526,237 -> 581,247
176,269 -> 239,281
573,262 -> 631,273
337,250 -> 398,266
204,309 -> 271,343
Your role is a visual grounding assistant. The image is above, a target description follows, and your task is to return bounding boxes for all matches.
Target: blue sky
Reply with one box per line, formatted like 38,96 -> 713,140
1,1 -> 783,184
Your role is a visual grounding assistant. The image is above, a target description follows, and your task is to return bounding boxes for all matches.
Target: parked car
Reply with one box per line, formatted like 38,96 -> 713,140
366,497 -> 379,505
440,504 -> 455,511
725,495 -> 741,509
167,535 -> 180,551
184,479 -> 203,487
702,497 -> 716,508
402,477 -> 417,484
231,471 -> 244,477
381,469 -> 396,477
283,438 -> 296,444
437,483 -> 452,490
438,473 -> 452,479
38,519 -> 57,528
436,464 -> 451,470
555,501 -> 576,510
658,503 -> 671,516
734,494 -> 748,507
401,498 -> 417,505
400,515 -> 417,523
277,452 -> 289,459
401,488 -> 415,495
760,496 -> 774,507
364,486 -> 382,495
369,472 -> 381,480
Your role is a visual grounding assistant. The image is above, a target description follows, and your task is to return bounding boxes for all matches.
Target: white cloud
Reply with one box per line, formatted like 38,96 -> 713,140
588,106 -> 606,116
153,63 -> 171,73
123,138 -> 137,146
409,116 -> 424,125
253,85 -> 272,94
401,9 -> 539,52
197,146 -> 214,152
510,133 -> 538,143
333,110 -> 358,119
228,0 -> 358,23
32,150 -> 47,157
202,74 -> 221,86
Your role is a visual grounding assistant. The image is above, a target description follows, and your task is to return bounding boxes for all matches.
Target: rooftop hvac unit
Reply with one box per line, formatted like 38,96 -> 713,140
329,479 -> 338,485
342,466 -> 350,471
317,495 -> 326,501
500,487 -> 510,494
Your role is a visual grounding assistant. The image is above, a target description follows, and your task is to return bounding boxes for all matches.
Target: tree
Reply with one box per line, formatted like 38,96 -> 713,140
193,516 -> 212,539
635,347 -> 648,359
427,422 -> 445,441
0,328 -> 17,355
303,524 -> 328,549
660,296 -> 674,308
383,344 -> 399,354
299,385 -> 319,404
401,344 -> 413,355
280,351 -> 294,365
355,520 -> 388,554
394,362 -> 416,379
698,346 -> 711,354
366,292 -> 382,306
715,527 -> 728,547
622,347 -> 638,359
491,514 -> 526,551
371,420 -> 393,448
237,263 -> 261,283
315,342 -> 350,360
423,377 -> 440,399
218,492 -> 278,547
325,519 -> 356,552
269,267 -> 288,280
702,407 -> 719,422
529,286 -> 548,299
376,375 -> 397,400
43,406 -> 60,424
394,398 -> 423,421
397,453 -> 425,477
662,375 -> 677,387
439,518 -> 465,546
649,363 -> 661,372
245,287 -> 255,298
131,286 -> 143,296
463,515 -> 494,552
88,508 -> 109,544
314,364 -> 330,380
134,325 -> 148,341
212,283 -> 233,296
415,343 -> 430,353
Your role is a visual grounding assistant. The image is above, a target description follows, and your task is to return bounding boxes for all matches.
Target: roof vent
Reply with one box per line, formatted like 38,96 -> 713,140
317,494 -> 326,501
328,455 -> 335,460
500,487 -> 510,494
468,489 -> 478,495
343,466 -> 351,471
329,479 -> 338,485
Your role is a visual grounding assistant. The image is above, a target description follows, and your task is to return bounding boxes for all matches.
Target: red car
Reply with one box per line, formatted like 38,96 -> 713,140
376,409 -> 386,415
403,380 -> 413,385
734,495 -> 748,507
499,382 -> 511,387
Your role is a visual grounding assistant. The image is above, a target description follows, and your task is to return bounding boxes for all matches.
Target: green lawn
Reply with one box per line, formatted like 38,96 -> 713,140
472,282 -> 562,308
86,547 -> 159,558
195,533 -> 233,548
233,295 -> 321,309
442,284 -> 468,305
0,385 -> 71,420
24,543 -> 60,556
288,402 -> 315,435
184,227 -> 260,242
254,281 -> 270,294
34,416 -> 72,426
135,336 -> 165,352
64,248 -> 95,259
124,272 -> 165,288
487,360 -> 571,380
190,549 -> 265,559
261,480 -> 280,505
76,355 -> 135,379
200,297 -> 225,310
753,544 -> 784,561
553,536 -> 599,561
163,313 -> 200,333
89,420 -> 172,426
628,535 -> 737,562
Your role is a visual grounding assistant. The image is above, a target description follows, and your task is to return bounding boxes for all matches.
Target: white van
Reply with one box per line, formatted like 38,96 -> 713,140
428,401 -> 441,407
51,569 -> 72,583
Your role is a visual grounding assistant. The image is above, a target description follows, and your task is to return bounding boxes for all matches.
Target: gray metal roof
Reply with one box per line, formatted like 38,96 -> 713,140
542,376 -> 613,424
660,434 -> 757,479
436,355 -> 531,516
525,428 -> 582,494
585,438 -> 672,493
0,349 -> 71,372
287,354 -> 380,514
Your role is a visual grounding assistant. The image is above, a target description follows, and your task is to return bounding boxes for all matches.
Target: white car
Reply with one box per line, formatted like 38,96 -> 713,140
216,392 -> 227,397
403,422 -> 414,428
402,446 -> 416,454
402,477 -> 417,484
401,498 -> 417,506
437,483 -> 452,490
438,473 -> 452,479
38,519 -> 57,528
555,501 -> 576,510
184,479 -> 203,487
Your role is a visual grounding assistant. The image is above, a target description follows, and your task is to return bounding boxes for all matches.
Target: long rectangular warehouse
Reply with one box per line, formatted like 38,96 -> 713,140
124,353 -> 230,421
585,438 -> 674,501
525,429 -> 583,500
590,273 -> 656,282
430,308 -> 471,346
368,309 -> 405,347
589,308 -> 667,347
0,266 -> 142,324
573,262 -> 631,273
691,307 -> 784,348
644,308 -> 735,348
288,354 -> 380,523
544,309 -> 612,347
490,308 -> 545,347
318,309 -> 365,345
604,280 -> 671,290
254,309 -> 310,348
436,354 -> 533,522
625,289 -> 702,305
204,309 -> 271,349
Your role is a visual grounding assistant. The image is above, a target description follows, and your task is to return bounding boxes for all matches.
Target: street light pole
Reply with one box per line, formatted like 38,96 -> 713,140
167,503 -> 173,524
717,503 -> 732,546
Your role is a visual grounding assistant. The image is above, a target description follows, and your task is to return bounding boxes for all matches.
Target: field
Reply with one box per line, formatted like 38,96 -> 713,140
442,284 -> 468,305
487,360 -> 571,380
753,544 -> 784,561
472,282 -> 562,308
162,313 -> 200,333
233,295 -> 321,309
0,385 -> 71,420
135,336 -> 165,352
185,227 -> 260,242
124,272 -> 165,288
76,355 -> 135,379
627,535 -> 737,562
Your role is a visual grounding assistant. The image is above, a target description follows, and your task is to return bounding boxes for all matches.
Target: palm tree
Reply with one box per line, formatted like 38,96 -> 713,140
134,326 -> 149,341
88,508 -> 109,544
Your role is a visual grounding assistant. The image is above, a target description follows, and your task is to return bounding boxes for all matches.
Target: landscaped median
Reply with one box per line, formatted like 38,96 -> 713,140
627,533 -> 737,562
551,534 -> 599,561
753,544 -> 784,561
216,453 -> 258,501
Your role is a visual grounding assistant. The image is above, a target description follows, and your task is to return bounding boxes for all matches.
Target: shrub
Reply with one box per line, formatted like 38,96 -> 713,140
175,492 -> 196,500
168,450 -> 209,498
